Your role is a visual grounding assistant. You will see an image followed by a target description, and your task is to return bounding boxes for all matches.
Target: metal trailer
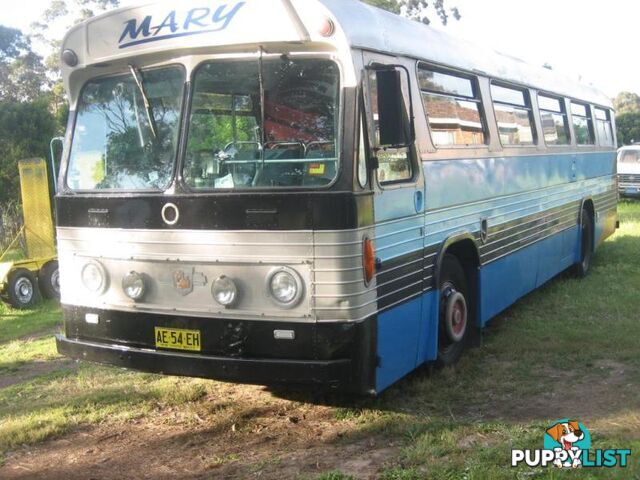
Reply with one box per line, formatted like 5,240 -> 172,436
0,158 -> 59,308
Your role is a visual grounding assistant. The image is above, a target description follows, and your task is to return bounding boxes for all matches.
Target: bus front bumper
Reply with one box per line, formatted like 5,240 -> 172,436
55,334 -> 352,388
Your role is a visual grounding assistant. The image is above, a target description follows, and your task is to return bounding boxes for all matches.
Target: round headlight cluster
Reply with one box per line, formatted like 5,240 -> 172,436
81,261 -> 107,294
212,275 -> 237,307
267,267 -> 303,308
122,271 -> 146,301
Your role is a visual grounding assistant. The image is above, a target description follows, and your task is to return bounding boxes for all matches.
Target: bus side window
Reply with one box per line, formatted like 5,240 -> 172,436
571,102 -> 595,145
417,65 -> 487,147
595,108 -> 614,147
368,70 -> 412,184
490,83 -> 536,146
538,94 -> 570,145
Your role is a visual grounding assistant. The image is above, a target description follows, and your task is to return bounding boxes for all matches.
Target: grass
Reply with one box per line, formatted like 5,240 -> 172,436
0,299 -> 61,343
1,201 -> 640,478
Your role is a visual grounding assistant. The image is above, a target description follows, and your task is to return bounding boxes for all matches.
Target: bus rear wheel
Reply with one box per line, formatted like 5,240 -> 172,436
572,208 -> 593,278
437,254 -> 470,367
6,268 -> 41,309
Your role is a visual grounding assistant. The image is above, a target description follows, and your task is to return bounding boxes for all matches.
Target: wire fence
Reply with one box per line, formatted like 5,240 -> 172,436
0,201 -> 24,256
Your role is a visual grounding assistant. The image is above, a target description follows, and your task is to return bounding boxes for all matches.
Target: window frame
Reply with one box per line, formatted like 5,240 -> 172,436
569,100 -> 595,146
537,92 -> 571,146
489,81 -> 537,148
64,63 -> 187,194
364,64 -> 418,188
594,107 -> 615,147
180,54 -> 345,193
416,62 -> 490,150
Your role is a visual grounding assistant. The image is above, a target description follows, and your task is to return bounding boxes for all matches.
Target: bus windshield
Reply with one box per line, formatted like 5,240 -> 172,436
67,66 -> 184,191
184,58 -> 340,189
618,149 -> 640,163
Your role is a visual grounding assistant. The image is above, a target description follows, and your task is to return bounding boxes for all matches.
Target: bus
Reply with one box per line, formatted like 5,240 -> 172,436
617,145 -> 640,196
54,0 -> 618,394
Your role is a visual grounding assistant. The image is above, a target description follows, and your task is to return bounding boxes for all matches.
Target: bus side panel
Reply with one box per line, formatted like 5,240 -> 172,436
416,289 -> 439,365
536,225 -> 580,287
479,238 -> 539,326
479,224 -> 579,325
375,290 -> 438,392
375,297 -> 422,392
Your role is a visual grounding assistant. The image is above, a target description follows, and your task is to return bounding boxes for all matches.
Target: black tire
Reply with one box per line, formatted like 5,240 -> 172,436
436,254 -> 471,367
6,268 -> 41,309
39,261 -> 60,300
572,208 -> 593,278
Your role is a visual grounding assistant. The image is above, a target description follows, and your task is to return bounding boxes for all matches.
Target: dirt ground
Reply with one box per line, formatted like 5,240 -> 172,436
0,382 -> 399,480
1,358 -> 638,480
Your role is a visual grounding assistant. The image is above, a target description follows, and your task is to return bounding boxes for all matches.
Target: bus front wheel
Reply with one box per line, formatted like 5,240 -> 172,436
437,254 -> 470,367
572,208 -> 593,278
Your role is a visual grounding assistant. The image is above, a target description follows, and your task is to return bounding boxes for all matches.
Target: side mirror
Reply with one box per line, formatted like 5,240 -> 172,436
49,137 -> 64,194
376,69 -> 408,147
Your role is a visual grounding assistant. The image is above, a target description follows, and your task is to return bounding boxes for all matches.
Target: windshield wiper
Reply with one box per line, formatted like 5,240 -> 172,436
128,64 -> 157,139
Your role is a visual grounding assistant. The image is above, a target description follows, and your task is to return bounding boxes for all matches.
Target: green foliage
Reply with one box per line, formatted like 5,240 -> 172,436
0,26 -> 47,102
361,0 -> 460,25
613,91 -> 640,116
0,98 -> 56,205
616,111 -> 640,146
317,471 -> 356,480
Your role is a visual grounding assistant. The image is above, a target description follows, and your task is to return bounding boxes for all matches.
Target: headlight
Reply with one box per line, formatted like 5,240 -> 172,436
212,275 -> 237,307
122,271 -> 146,301
267,267 -> 303,308
81,261 -> 107,294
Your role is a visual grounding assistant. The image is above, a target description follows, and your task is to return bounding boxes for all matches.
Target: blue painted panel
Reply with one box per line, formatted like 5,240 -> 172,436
480,226 -> 579,326
416,290 -> 438,364
537,226 -> 579,286
423,152 -> 615,211
376,296 -> 423,392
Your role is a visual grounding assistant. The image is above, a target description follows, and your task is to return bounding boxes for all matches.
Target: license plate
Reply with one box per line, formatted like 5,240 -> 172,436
154,327 -> 201,352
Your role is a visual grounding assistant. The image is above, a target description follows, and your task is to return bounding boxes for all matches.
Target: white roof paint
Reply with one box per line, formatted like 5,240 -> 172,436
318,0 -> 611,107
61,0 -> 612,107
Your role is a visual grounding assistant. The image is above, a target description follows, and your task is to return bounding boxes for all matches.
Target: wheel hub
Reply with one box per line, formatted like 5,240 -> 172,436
444,289 -> 467,343
15,278 -> 34,303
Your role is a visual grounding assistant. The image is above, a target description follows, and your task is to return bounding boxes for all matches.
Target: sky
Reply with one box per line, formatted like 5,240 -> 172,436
1,0 -> 637,99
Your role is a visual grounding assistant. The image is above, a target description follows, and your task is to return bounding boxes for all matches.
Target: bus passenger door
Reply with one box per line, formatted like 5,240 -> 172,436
362,52 -> 426,392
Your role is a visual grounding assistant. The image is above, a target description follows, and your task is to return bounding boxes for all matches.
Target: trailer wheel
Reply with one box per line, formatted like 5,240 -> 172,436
437,254 -> 470,367
39,261 -> 60,300
7,268 -> 41,309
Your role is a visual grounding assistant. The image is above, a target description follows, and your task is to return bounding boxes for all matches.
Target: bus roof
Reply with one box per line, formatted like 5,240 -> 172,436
61,0 -> 611,107
322,0 -> 611,107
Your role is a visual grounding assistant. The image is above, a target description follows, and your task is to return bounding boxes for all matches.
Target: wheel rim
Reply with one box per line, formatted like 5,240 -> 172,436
440,282 -> 468,350
51,269 -> 61,294
14,277 -> 34,304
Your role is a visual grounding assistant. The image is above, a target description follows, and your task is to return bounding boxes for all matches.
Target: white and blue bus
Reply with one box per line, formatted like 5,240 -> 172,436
54,0 -> 618,394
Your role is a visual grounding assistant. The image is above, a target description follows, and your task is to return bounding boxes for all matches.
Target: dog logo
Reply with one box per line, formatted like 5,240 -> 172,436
512,419 -> 630,469
544,420 -> 588,468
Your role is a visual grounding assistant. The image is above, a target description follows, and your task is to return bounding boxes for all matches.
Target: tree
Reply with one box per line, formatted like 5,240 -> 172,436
0,26 -> 47,102
616,112 -> 640,146
361,0 -> 460,25
614,92 -> 640,116
30,0 -> 120,133
0,98 -> 56,205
